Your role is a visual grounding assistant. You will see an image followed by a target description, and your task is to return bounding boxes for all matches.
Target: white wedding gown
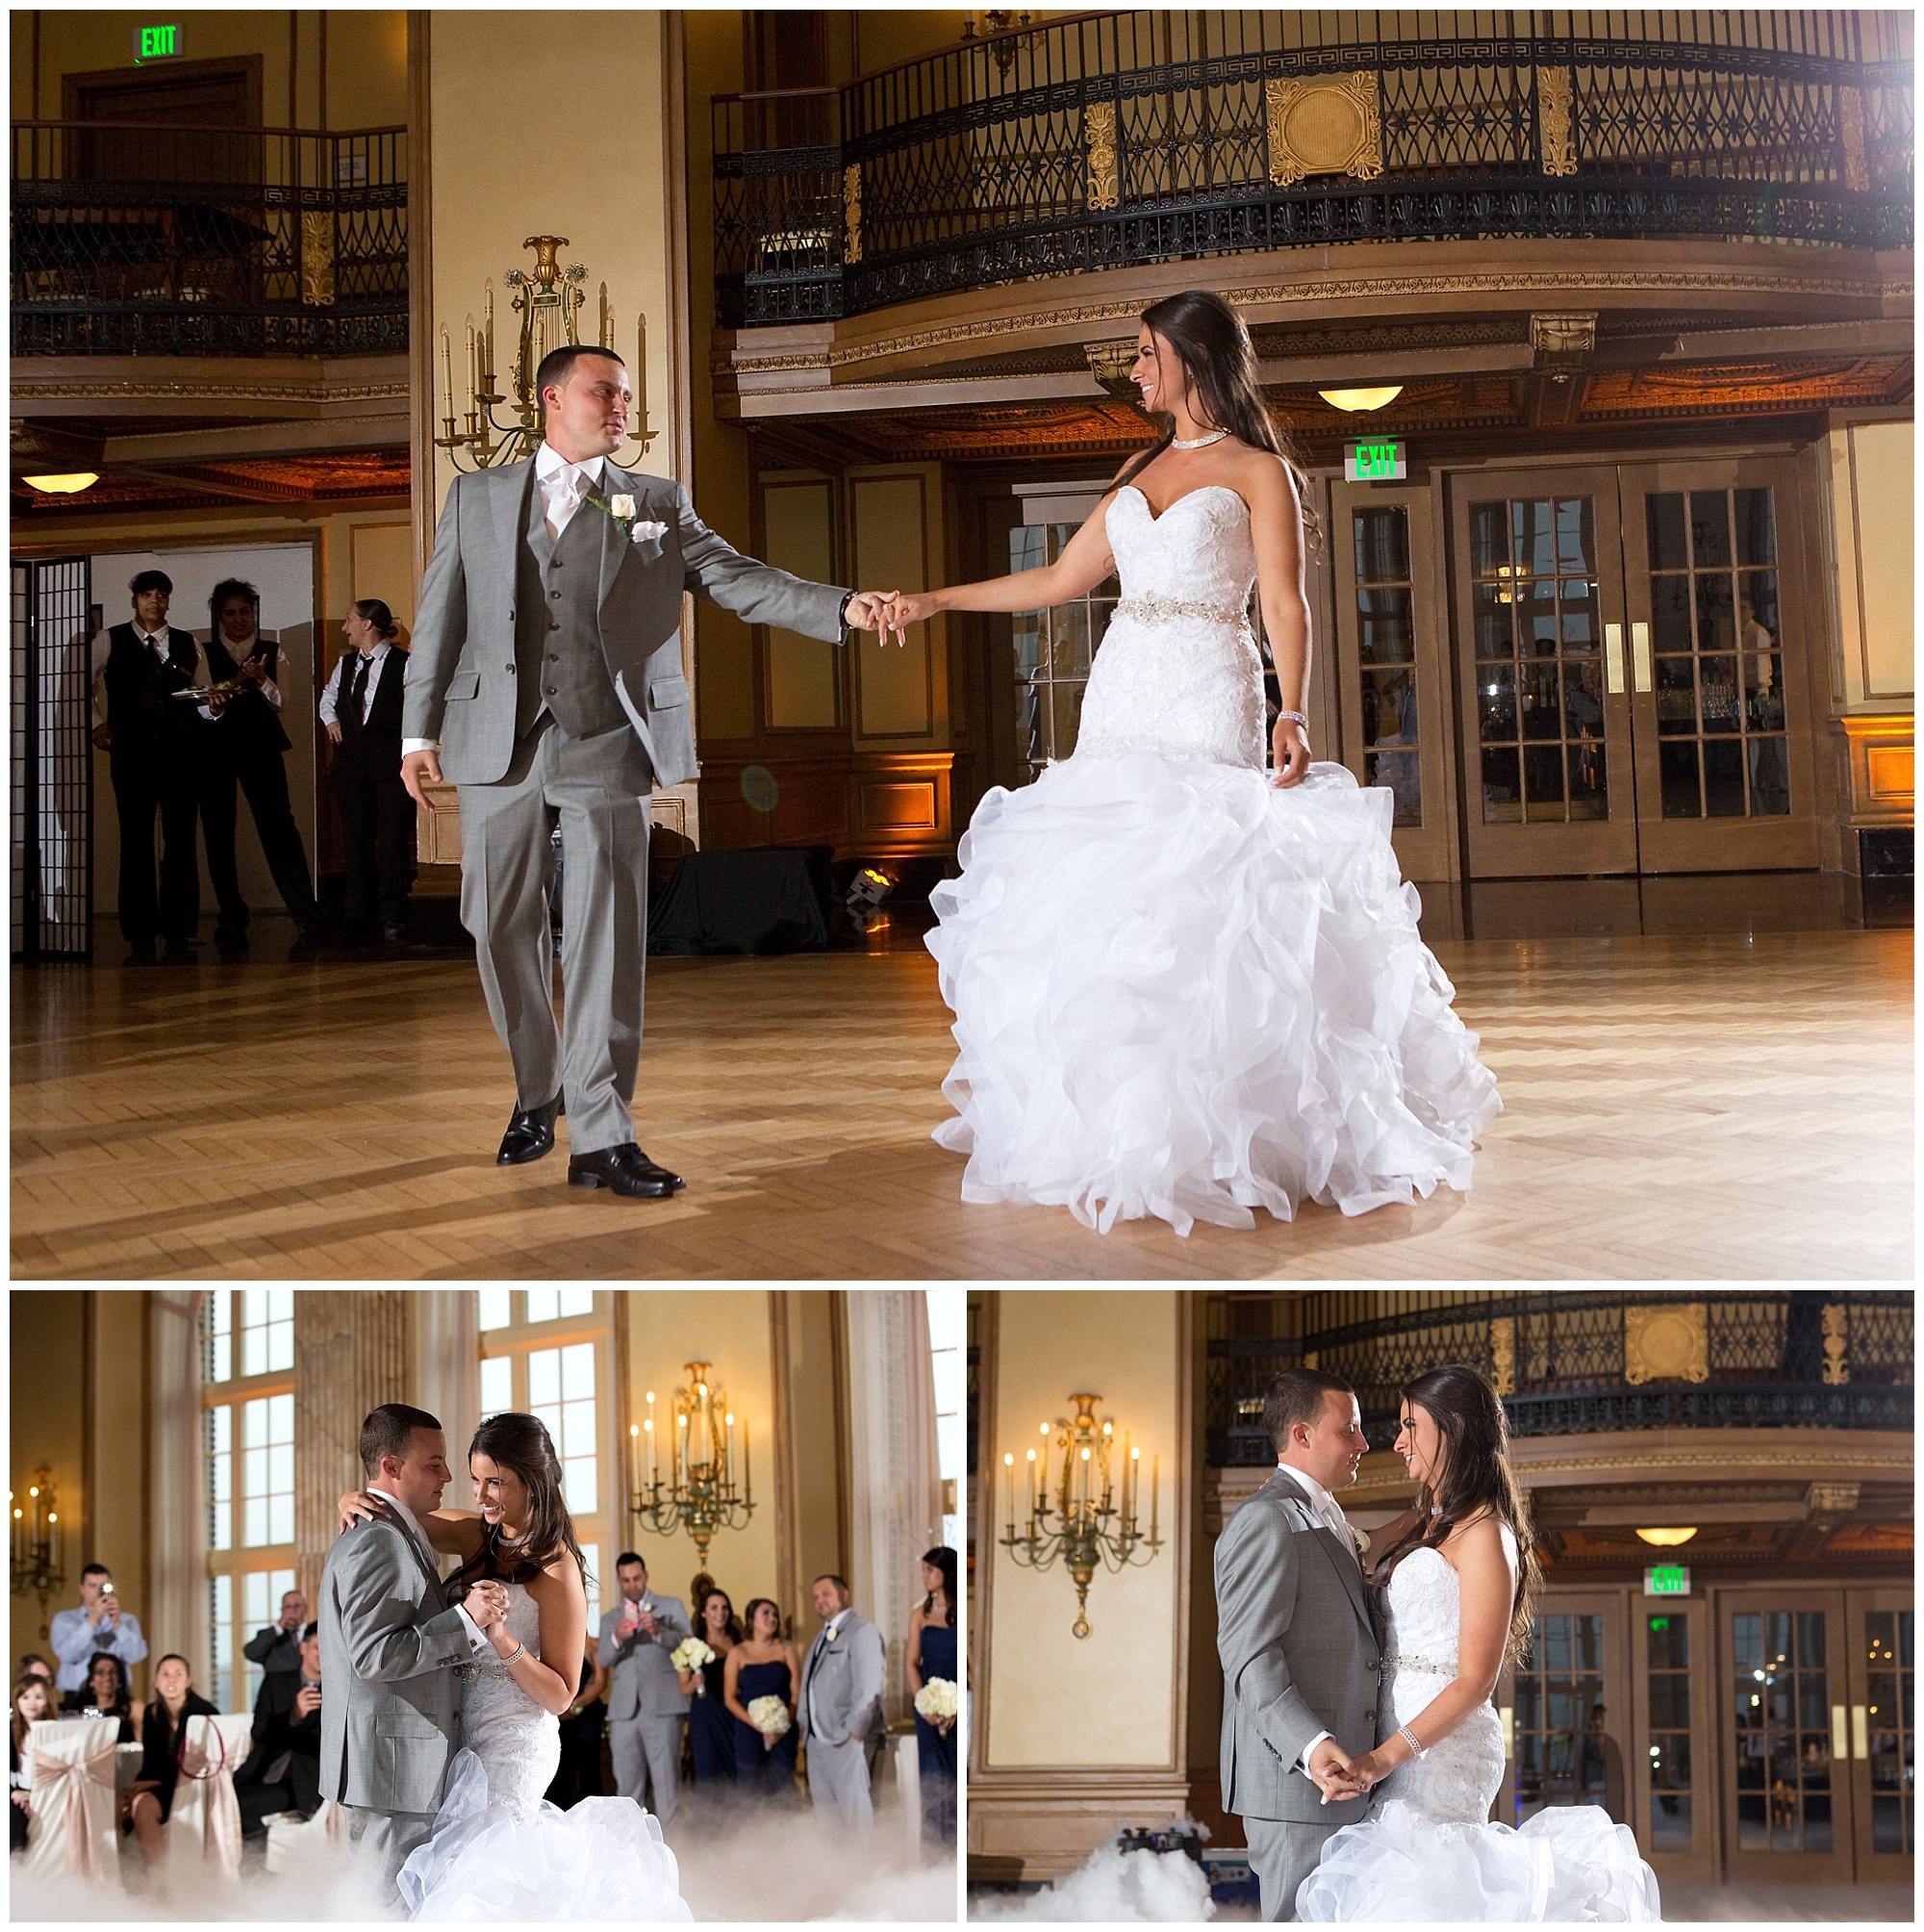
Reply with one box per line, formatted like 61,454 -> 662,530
1298,1531 -> 1660,1921
926,483 -> 1501,1235
396,1583 -> 691,1922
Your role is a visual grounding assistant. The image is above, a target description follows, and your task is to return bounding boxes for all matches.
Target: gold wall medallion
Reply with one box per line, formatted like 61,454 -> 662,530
1623,1304 -> 1709,1385
1838,86 -> 1870,194
1538,67 -> 1577,177
1084,100 -> 1120,212
1265,74 -> 1383,188
844,163 -> 863,265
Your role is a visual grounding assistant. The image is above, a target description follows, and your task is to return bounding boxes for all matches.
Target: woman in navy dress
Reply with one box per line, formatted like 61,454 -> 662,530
677,1588 -> 740,1788
906,1547 -> 959,1846
722,1598 -> 800,1801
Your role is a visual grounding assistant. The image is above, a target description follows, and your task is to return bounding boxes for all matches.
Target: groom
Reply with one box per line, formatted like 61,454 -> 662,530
403,343 -> 895,1198
318,1403 -> 507,1884
1215,1368 -> 1382,1922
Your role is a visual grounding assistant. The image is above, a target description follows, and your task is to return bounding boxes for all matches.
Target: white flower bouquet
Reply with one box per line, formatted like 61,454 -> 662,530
914,1678 -> 959,1723
747,1695 -> 792,1739
671,1637 -> 716,1686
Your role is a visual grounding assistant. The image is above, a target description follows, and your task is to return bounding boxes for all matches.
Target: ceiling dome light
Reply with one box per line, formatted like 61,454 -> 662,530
1635,1527 -> 1698,1547
22,472 -> 100,495
1317,387 -> 1403,413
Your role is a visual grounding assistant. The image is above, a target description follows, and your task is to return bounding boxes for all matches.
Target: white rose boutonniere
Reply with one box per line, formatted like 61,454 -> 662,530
588,491 -> 668,558
1351,1525 -> 1371,1562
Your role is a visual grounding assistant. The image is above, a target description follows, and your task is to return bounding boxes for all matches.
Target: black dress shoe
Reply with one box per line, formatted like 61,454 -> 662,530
163,938 -> 198,966
497,1093 -> 564,1165
567,1143 -> 685,1198
381,917 -> 407,944
124,938 -> 158,967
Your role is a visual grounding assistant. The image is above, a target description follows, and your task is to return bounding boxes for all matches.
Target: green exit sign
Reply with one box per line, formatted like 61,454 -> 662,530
1644,1563 -> 1691,1597
1345,439 -> 1407,482
134,22 -> 185,63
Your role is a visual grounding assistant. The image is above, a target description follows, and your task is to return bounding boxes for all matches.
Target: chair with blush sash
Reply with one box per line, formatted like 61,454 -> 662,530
23,1716 -> 123,1887
167,1712 -> 254,1880
264,1795 -> 350,1875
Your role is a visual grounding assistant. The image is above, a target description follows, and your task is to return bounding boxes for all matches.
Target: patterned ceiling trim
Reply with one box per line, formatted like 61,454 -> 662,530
1581,354 -> 1912,418
9,379 -> 410,404
723,267 -> 1910,373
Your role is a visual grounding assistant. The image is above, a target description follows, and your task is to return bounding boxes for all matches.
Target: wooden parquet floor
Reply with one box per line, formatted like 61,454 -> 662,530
10,925 -> 1913,1281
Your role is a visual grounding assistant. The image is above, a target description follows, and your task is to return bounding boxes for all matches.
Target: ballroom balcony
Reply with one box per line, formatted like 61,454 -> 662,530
712,9 -> 1913,331
10,120 -> 407,358
1204,1290 -> 1915,1465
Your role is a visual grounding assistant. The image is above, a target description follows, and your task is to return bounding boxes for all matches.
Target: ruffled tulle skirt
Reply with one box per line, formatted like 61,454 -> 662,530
925,754 -> 1501,1234
397,1749 -> 692,1922
1297,1796 -> 1662,1922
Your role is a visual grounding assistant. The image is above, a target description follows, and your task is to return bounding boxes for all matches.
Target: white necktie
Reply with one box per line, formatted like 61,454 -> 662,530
1323,1498 -> 1358,1566
546,468 -> 584,539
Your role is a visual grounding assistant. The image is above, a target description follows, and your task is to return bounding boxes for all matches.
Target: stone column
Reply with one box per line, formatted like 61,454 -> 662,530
293,1293 -> 413,1609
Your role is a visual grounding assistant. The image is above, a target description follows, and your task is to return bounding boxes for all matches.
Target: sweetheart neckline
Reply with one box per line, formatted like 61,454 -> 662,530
1114,482 -> 1250,525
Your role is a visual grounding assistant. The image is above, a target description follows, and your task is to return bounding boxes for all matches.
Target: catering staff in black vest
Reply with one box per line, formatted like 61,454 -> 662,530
201,579 -> 321,951
89,569 -> 216,966
319,599 -> 415,942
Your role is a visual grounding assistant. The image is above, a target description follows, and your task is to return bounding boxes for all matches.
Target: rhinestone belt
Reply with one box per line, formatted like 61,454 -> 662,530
1113,593 -> 1250,628
1381,1652 -> 1457,1677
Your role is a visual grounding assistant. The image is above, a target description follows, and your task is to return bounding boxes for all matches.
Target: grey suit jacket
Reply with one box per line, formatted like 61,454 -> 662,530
797,1612 -> 886,1746
597,1595 -> 692,1721
403,458 -> 849,787
317,1513 -> 473,1816
1215,1468 -> 1382,1826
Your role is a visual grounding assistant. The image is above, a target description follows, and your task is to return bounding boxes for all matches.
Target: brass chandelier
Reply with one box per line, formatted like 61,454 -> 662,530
10,1465 -> 65,1637
628,1362 -> 753,1563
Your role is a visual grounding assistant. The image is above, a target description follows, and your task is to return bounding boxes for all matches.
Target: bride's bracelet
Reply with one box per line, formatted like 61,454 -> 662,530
1398,1723 -> 1425,1761
496,1639 -> 526,1666
1278,710 -> 1309,730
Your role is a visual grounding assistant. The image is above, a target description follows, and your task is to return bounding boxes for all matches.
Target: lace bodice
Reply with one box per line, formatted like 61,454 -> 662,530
1374,1531 -> 1514,1826
455,1581 -> 559,1814
1074,485 -> 1266,769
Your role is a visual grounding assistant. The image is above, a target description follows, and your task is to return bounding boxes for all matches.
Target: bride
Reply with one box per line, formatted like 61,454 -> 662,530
882,289 -> 1500,1235
1297,1364 -> 1659,1921
340,1412 -> 690,1922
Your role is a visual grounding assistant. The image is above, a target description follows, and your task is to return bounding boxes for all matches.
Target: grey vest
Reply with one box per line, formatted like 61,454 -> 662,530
515,473 -> 631,741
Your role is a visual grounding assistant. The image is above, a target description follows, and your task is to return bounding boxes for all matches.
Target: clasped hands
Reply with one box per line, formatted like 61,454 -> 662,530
1306,1736 -> 1384,1804
464,1578 -> 512,1637
845,591 -> 937,648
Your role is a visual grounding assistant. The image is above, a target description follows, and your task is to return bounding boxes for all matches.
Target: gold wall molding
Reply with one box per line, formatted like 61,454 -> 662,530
1537,67 -> 1576,176
300,211 -> 336,307
1622,1304 -> 1709,1385
843,163 -> 863,265
1084,100 -> 1120,211
1489,1316 -> 1517,1395
11,379 -> 410,403
1838,86 -> 1870,194
1821,1305 -> 1850,1385
1265,73 -> 1382,187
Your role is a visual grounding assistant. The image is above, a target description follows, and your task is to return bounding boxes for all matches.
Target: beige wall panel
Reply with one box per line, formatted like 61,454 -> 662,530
987,1290 -> 1183,1768
9,1291 -> 89,1674
763,480 -> 841,729
87,1294 -> 149,1696
851,472 -> 934,738
622,1291 -> 780,1622
324,11 -> 408,128
1846,421 -> 1914,703
776,1292 -> 849,1638
351,521 -> 418,630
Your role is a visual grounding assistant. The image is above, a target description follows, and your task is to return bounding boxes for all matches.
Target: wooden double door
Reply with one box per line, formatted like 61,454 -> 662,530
1329,454 -> 1820,878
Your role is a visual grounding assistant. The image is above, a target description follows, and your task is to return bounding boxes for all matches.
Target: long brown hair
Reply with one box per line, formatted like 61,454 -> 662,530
11,1676 -> 54,1753
446,1411 -> 588,1595
1116,290 -> 1314,531
1376,1362 -> 1540,1667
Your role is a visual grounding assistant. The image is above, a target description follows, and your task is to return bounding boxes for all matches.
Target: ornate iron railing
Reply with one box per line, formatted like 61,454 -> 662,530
11,121 -> 407,356
713,10 -> 1914,327
1205,1292 -> 1913,1465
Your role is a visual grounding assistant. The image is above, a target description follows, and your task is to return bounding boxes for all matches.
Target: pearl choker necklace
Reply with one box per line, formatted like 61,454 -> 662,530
1171,428 -> 1228,449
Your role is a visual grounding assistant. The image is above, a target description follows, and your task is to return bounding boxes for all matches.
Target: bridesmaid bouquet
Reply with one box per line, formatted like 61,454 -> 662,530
747,1695 -> 792,1739
670,1638 -> 716,1688
914,1678 -> 959,1722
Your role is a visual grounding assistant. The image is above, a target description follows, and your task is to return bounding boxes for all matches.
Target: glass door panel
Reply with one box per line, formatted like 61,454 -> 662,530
1723,1590 -> 1855,1884
1498,1591 -> 1631,1832
1846,1589 -> 1915,1881
1450,469 -> 1637,877
1619,458 -> 1818,871
1633,1604 -> 1715,1875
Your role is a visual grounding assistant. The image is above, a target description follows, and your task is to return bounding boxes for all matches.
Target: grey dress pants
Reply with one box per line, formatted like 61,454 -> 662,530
1243,1815 -> 1343,1923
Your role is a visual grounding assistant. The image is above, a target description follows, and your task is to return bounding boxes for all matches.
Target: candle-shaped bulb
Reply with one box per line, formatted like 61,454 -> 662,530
45,1513 -> 55,1523
1003,1452 -> 1013,1466
1081,1446 -> 1091,1461
1103,1421 -> 1113,1436
1025,1448 -> 1036,1462
28,1487 -> 38,1498
629,1423 -> 639,1437
725,1411 -> 734,1427
646,1391 -> 655,1405
1131,1445 -> 1141,1460
1039,1423 -> 1049,1435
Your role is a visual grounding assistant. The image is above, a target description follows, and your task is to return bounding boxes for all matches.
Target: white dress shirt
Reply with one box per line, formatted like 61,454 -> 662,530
220,630 -> 285,711
89,625 -> 221,727
803,1609 -> 851,1739
364,1484 -> 493,1656
401,441 -> 610,757
1273,1461 -> 1362,1774
318,641 -> 394,728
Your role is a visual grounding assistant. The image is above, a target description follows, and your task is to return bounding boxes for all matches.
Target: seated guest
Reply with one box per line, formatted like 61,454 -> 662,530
907,1546 -> 959,1845
544,1635 -> 607,1812
63,1651 -> 139,1742
677,1587 -> 740,1788
237,1630 -> 323,1835
50,1563 -> 148,1699
243,1589 -> 314,1683
10,1676 -> 55,1854
15,1657 -> 53,1690
89,571 -> 216,965
201,579 -> 321,952
318,598 -> 416,943
120,1654 -> 218,1873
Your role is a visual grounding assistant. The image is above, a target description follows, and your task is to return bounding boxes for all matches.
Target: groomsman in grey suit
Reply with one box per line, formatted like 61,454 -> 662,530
797,1574 -> 886,1830
318,1404 -> 508,1884
596,1552 -> 691,1826
402,343 -> 896,1198
1215,1368 -> 1383,1922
